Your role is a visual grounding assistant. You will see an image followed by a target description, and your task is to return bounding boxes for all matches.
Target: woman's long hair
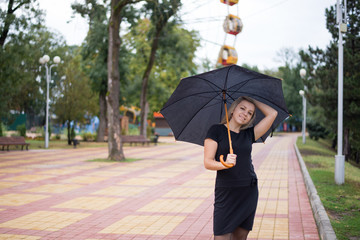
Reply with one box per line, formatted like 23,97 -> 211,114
220,96 -> 256,130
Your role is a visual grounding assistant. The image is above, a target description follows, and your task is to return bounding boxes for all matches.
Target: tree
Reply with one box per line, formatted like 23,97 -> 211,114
299,1 -> 360,162
0,0 -> 41,46
122,18 -> 200,120
72,0 -> 139,142
107,0 -> 143,161
53,51 -> 98,144
138,0 -> 181,137
0,1 -> 66,128
275,48 -> 303,130
72,0 -> 109,142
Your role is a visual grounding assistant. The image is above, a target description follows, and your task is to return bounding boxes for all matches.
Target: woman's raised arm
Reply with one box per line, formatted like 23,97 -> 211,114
253,100 -> 278,141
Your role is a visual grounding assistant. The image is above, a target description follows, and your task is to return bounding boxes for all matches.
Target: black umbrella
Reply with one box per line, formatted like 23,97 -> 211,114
160,65 -> 290,148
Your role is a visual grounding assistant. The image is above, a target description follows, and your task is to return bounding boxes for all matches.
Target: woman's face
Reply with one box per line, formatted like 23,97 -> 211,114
231,100 -> 255,125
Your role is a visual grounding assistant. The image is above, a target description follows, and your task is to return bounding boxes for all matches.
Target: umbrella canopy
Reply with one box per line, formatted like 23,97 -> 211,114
160,65 -> 290,146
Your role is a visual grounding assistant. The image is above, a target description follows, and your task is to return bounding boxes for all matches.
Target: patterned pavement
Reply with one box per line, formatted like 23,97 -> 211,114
0,134 -> 319,239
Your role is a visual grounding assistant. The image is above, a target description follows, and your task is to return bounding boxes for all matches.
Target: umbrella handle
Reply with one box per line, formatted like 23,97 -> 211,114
219,155 -> 234,168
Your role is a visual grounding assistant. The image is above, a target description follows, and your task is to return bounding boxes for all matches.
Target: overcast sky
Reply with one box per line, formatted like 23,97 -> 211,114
36,0 -> 335,70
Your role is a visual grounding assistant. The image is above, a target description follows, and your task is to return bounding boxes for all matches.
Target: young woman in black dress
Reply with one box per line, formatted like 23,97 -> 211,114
204,96 -> 278,240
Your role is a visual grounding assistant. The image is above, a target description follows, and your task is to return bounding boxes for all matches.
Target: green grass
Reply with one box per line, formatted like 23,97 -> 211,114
12,139 -> 163,150
24,140 -> 108,149
297,137 -> 360,240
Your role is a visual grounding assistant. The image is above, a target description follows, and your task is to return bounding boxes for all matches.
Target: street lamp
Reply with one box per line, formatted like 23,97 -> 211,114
39,55 -> 61,149
299,68 -> 307,144
335,0 -> 347,185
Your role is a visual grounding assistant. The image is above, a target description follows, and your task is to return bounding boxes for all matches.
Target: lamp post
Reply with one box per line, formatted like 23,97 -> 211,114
299,68 -> 307,144
335,0 -> 347,185
39,55 -> 61,149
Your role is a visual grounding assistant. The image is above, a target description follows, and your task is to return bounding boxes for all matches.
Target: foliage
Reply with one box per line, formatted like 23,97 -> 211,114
72,0 -> 109,95
52,50 -> 98,143
0,1 -> 67,129
277,66 -> 303,129
123,18 -> 200,113
297,137 -> 360,240
299,1 -> 360,162
81,132 -> 96,141
0,0 -> 42,46
71,126 -> 76,140
307,121 -> 328,140
16,124 -> 26,137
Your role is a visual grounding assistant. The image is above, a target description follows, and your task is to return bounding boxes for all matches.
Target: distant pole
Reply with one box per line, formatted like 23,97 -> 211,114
45,64 -> 50,148
335,0 -> 346,185
299,69 -> 307,144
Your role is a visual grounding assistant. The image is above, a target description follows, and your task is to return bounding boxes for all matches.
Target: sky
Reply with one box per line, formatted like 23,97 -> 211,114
36,0 -> 335,71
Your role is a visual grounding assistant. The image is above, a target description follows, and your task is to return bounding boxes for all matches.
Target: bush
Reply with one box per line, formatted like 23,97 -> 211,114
307,121 -> 328,140
0,123 -> 3,136
17,124 -> 26,137
71,126 -> 76,139
81,132 -> 96,141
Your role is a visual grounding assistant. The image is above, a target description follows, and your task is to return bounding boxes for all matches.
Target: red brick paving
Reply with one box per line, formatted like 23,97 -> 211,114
0,134 -> 319,239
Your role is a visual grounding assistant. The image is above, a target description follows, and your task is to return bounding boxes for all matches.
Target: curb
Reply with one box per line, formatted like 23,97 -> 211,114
294,142 -> 337,240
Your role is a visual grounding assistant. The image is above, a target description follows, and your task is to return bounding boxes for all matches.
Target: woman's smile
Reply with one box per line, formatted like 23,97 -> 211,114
232,101 -> 255,125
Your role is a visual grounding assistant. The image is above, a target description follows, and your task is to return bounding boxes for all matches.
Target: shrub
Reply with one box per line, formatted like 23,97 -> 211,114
307,121 -> 328,140
71,127 -> 76,139
82,132 -> 96,141
17,124 -> 26,137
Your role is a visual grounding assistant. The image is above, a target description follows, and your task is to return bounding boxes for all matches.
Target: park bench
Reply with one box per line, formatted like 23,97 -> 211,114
0,136 -> 30,151
121,135 -> 151,146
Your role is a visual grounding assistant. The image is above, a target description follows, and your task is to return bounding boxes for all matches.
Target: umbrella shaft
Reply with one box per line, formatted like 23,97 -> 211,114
224,100 -> 234,154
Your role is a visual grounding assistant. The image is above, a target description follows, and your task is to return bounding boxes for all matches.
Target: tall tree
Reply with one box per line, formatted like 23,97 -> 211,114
72,0 -> 109,142
72,0 -> 138,142
53,51 -> 98,144
138,0 -> 181,137
299,0 -> 360,161
107,0 -> 143,161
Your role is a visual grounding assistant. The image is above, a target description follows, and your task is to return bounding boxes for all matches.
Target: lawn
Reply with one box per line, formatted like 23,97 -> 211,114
297,137 -> 360,240
5,138 -> 165,151
24,139 -> 108,149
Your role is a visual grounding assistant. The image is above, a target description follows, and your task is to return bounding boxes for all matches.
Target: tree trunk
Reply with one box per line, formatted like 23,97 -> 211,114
97,92 -> 107,142
139,28 -> 162,137
343,128 -> 350,161
332,135 -> 337,149
67,121 -> 71,145
106,0 -> 126,161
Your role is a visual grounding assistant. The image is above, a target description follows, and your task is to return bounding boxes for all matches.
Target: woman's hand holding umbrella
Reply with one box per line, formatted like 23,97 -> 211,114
221,153 -> 237,168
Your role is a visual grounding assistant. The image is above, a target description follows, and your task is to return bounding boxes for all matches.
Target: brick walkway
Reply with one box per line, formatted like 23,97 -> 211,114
0,134 -> 319,239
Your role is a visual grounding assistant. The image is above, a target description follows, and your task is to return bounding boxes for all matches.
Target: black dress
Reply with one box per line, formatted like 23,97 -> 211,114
205,124 -> 258,235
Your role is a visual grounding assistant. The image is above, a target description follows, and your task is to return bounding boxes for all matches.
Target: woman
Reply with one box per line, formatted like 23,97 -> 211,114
204,96 -> 278,240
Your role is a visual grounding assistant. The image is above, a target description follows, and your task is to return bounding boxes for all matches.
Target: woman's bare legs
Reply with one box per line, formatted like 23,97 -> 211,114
232,227 -> 249,240
214,233 -> 232,240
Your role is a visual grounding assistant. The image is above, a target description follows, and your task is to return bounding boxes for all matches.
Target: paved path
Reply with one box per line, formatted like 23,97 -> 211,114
0,134 -> 319,239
